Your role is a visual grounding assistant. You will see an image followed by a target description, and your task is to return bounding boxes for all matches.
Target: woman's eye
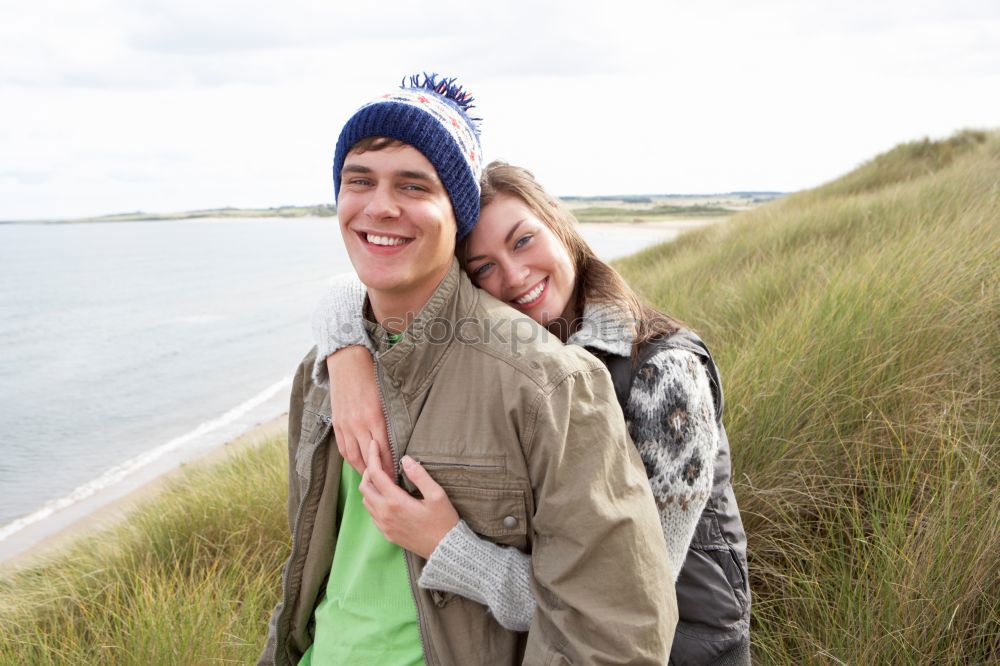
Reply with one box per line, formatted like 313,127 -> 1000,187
472,262 -> 493,278
514,234 -> 533,249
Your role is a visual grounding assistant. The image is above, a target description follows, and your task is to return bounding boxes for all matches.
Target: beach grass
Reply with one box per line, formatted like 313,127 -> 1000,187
616,128 -> 999,663
0,440 -> 290,664
1,129 -> 997,664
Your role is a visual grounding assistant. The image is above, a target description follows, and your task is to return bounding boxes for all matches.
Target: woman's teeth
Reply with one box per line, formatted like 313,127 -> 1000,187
515,279 -> 546,305
367,234 -> 407,246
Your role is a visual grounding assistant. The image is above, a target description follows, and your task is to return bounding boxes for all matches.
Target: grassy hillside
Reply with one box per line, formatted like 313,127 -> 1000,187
616,128 -> 999,663
1,130 -> 997,664
572,202 -> 737,222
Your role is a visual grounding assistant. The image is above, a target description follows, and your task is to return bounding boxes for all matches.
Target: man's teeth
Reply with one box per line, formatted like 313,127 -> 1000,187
515,280 -> 545,305
367,234 -> 407,246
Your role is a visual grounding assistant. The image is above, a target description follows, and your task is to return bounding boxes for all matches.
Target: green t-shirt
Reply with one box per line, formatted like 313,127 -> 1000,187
298,464 -> 425,665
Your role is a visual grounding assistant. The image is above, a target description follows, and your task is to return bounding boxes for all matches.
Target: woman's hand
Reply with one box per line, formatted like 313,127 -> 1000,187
326,346 -> 393,475
360,440 -> 460,559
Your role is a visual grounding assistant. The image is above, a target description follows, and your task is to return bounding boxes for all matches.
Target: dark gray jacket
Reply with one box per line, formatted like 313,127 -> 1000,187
602,329 -> 751,666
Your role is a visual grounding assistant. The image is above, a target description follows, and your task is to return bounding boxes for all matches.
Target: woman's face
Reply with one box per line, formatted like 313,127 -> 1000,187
464,193 -> 577,328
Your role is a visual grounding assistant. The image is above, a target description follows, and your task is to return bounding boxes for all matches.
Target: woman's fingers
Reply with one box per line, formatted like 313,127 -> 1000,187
359,466 -> 379,501
374,436 -> 394,476
401,456 -> 444,503
340,436 -> 366,475
357,454 -> 461,559
358,435 -> 372,468
366,440 -> 398,494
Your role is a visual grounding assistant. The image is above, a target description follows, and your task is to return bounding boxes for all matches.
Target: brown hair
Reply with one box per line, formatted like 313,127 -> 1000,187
467,161 -> 682,356
348,136 -> 405,154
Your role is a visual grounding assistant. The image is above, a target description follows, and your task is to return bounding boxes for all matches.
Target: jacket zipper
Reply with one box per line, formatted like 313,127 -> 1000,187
374,360 -> 401,477
374,358 -> 432,664
272,413 -> 332,664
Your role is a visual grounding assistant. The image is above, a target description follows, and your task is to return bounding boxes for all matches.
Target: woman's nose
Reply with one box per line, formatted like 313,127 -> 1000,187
502,261 -> 529,288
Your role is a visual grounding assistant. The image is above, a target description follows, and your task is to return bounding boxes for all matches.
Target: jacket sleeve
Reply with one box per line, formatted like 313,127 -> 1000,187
625,348 -> 720,581
310,272 -> 371,388
522,363 -> 677,665
418,519 -> 536,631
259,351 -> 312,665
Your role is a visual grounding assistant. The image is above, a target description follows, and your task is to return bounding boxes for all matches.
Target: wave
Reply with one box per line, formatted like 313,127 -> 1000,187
0,375 -> 293,543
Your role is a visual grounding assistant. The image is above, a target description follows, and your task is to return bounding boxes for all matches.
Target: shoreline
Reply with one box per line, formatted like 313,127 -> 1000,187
0,216 -> 729,573
577,216 -> 729,233
1,413 -> 289,572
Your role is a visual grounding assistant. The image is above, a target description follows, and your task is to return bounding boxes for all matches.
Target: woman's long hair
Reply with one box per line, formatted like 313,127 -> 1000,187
464,161 -> 682,356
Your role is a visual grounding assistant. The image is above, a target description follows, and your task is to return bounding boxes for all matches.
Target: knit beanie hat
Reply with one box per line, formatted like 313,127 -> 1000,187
333,73 -> 483,240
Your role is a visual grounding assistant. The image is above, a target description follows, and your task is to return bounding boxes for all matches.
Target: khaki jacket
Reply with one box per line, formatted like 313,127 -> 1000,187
260,259 -> 677,665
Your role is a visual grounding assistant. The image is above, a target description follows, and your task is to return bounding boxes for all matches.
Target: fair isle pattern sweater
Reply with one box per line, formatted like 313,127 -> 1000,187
311,275 -> 719,632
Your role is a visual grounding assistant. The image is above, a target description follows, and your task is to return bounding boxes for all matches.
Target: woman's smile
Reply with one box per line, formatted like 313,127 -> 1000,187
511,276 -> 549,308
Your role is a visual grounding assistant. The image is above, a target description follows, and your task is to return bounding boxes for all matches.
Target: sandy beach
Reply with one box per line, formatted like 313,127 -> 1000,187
2,413 -> 289,571
578,216 -> 731,233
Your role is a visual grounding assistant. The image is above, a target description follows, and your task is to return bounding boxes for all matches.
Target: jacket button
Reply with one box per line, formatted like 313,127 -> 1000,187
502,516 -> 518,529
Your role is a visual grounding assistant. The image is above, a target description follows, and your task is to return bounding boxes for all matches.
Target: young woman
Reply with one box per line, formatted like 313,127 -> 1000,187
311,162 -> 751,664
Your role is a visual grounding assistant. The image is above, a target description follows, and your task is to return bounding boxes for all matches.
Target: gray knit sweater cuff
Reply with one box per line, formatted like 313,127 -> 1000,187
310,272 -> 373,388
418,520 -> 536,632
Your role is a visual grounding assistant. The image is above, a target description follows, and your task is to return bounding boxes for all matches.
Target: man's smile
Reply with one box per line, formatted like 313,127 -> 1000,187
355,230 -> 415,254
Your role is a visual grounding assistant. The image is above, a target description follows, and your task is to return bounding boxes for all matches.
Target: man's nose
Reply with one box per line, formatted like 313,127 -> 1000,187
364,183 -> 399,220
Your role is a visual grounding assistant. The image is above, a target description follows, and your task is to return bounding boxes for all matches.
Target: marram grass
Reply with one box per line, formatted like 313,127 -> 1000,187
2,130 -> 997,664
617,129 -> 999,663
0,440 -> 289,664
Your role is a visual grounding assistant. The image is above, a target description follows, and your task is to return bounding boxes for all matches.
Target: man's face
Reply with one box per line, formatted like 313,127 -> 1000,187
338,143 -> 457,298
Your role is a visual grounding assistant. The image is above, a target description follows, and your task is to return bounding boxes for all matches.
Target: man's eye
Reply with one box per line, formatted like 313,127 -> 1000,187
347,177 -> 372,187
402,184 -> 427,192
514,234 -> 533,250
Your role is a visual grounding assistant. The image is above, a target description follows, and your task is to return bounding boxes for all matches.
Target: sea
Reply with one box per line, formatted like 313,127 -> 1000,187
0,216 -> 685,562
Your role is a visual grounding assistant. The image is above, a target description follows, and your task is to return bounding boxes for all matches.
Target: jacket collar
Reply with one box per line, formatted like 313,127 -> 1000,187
566,300 -> 635,358
362,262 -> 635,393
363,257 -> 475,396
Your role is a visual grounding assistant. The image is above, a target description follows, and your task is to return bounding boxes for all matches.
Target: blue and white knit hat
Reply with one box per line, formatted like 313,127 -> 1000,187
333,73 -> 484,240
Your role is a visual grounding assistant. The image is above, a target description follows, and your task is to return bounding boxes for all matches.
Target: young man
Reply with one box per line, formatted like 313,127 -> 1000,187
260,75 -> 677,665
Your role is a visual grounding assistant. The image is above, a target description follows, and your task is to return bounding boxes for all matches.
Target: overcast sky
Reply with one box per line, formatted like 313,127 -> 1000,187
1,0 -> 997,220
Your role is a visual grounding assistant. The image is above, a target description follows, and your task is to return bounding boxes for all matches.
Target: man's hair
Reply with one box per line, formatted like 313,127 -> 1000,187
349,136 -> 405,155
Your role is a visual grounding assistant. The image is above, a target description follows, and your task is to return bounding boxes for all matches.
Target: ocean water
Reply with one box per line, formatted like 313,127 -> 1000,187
0,216 -> 682,561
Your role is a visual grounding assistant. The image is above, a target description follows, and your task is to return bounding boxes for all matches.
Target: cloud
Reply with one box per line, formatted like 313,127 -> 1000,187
0,168 -> 51,186
2,0 -> 999,220
1,1 -> 639,90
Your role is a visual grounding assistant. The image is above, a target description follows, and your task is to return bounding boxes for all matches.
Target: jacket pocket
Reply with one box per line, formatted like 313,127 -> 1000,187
409,452 -> 506,475
438,485 -> 528,549
676,507 -> 750,643
673,545 -> 750,658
